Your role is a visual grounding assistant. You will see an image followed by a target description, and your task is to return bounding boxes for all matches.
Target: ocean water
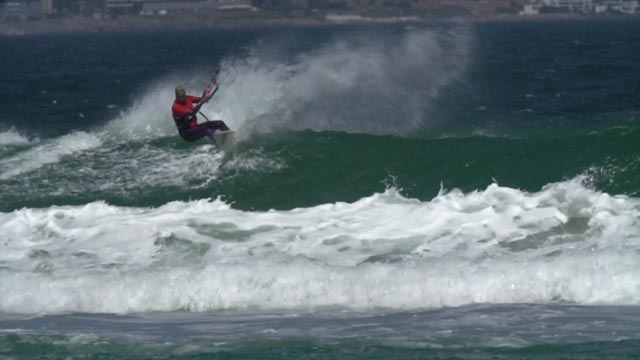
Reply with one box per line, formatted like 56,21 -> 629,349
1,20 -> 640,359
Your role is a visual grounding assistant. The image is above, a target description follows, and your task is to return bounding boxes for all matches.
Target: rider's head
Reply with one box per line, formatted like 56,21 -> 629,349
175,86 -> 187,104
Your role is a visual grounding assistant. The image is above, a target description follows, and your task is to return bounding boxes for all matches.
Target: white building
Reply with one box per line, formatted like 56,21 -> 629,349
604,0 -> 639,13
105,0 -> 252,15
0,0 -> 50,20
521,0 -> 639,14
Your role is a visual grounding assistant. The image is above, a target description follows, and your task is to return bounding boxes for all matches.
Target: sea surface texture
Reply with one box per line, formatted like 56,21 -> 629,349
1,20 -> 640,359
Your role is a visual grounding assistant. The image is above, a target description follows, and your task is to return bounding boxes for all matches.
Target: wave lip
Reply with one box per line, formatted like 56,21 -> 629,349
1,178 -> 640,314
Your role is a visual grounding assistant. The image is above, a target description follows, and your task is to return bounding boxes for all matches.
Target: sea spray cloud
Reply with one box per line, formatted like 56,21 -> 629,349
212,27 -> 472,136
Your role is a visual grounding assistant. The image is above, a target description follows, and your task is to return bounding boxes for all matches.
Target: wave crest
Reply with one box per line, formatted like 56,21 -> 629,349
1,178 -> 639,313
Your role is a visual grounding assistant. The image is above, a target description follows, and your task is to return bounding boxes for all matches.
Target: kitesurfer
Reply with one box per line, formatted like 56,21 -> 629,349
171,85 -> 230,142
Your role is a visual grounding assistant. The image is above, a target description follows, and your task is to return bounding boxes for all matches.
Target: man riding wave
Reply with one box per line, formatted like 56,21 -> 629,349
171,85 -> 230,142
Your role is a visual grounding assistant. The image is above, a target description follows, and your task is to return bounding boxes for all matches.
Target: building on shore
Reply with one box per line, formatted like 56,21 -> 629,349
43,0 -> 53,13
105,0 -> 253,15
0,0 -> 56,20
521,0 -> 639,14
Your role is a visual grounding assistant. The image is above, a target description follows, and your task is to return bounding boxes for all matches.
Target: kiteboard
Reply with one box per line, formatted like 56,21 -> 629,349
213,130 -> 235,152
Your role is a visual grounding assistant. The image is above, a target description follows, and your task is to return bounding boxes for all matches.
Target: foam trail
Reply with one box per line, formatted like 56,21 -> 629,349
0,128 -> 36,146
2,178 -> 640,314
0,132 -> 101,180
0,140 -> 282,206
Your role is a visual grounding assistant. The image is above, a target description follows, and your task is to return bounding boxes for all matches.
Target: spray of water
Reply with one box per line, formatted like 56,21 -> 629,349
210,27 -> 471,136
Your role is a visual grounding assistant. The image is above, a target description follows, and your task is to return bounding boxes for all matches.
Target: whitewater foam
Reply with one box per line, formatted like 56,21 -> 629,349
0,129 -> 36,146
1,178 -> 639,314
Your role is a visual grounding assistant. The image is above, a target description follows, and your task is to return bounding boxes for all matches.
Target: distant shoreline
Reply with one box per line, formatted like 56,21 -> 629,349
1,13 -> 638,36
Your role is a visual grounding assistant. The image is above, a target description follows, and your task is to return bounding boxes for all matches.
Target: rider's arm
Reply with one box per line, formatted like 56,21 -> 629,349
187,95 -> 202,104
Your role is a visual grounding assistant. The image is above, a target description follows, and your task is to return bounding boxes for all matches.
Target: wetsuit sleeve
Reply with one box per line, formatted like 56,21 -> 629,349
187,96 -> 202,104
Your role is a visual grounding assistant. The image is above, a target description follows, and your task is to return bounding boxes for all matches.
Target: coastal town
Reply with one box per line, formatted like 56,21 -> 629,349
1,0 -> 639,34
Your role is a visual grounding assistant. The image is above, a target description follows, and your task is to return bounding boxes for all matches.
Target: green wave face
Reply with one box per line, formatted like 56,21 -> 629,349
1,126 -> 639,211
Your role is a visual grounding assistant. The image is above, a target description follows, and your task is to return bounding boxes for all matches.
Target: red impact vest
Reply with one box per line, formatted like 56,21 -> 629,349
172,96 -> 202,130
